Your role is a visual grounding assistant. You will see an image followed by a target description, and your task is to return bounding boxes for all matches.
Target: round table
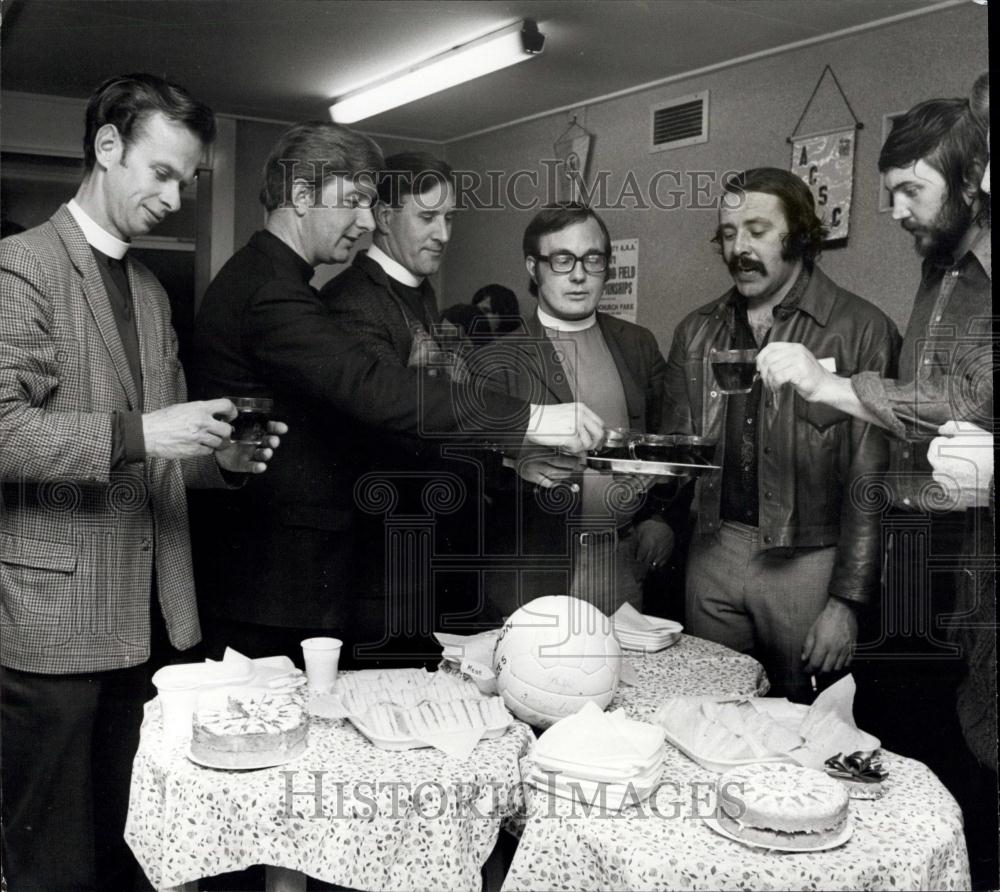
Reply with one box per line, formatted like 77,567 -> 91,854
126,697 -> 533,891
502,637 -> 970,891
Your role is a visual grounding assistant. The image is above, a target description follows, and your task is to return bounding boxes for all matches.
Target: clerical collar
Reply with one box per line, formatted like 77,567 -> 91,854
67,199 -> 129,260
367,243 -> 423,287
537,306 -> 597,332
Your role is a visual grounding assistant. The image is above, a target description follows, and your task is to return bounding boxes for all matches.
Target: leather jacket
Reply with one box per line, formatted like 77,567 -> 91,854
661,265 -> 900,603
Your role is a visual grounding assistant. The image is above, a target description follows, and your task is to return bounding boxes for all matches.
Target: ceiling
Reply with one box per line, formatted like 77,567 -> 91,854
1,0 -> 953,143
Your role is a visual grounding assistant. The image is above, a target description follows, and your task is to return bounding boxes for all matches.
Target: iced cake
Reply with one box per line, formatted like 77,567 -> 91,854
191,693 -> 308,768
717,762 -> 849,849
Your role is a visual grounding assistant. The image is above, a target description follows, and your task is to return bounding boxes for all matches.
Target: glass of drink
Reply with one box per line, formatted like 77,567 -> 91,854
229,397 -> 274,446
710,349 -> 759,395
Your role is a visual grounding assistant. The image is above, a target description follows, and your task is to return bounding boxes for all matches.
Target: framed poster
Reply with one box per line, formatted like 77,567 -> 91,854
599,239 -> 637,322
790,127 -> 856,242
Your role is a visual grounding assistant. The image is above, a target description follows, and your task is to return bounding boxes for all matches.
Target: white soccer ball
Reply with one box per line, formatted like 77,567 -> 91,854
492,595 -> 622,728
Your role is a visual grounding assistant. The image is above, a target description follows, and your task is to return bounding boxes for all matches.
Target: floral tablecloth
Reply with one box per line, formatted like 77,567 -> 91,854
503,638 -> 970,892
126,699 -> 534,890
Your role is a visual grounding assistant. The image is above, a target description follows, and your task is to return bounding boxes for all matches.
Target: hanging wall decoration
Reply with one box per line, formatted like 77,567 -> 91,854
787,65 -> 863,245
553,116 -> 593,203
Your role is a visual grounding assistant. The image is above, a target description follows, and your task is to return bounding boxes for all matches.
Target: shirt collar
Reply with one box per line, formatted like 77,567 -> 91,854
367,243 -> 423,287
922,223 -> 992,281
67,199 -> 129,260
536,306 -> 597,332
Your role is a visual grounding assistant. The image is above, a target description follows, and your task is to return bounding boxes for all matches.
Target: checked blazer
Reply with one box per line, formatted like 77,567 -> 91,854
0,205 -> 222,674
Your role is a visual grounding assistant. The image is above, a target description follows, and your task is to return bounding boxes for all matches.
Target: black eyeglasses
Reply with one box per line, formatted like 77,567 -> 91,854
533,252 -> 608,274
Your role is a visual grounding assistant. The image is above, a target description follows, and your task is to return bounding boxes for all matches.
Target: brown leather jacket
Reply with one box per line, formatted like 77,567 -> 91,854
661,266 -> 900,604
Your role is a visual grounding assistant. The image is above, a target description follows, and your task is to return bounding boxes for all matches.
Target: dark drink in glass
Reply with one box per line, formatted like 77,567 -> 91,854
591,426 -> 634,459
710,349 -> 759,394
230,397 -> 273,445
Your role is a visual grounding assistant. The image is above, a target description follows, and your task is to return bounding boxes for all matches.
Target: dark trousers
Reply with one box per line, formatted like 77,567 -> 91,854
1,608 -> 192,892
1,662 -> 147,891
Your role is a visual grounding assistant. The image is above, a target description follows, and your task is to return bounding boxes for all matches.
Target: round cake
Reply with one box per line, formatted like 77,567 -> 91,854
191,692 -> 308,768
716,763 -> 849,849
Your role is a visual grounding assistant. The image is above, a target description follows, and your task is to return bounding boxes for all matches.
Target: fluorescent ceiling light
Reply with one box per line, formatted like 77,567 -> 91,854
330,20 -> 544,124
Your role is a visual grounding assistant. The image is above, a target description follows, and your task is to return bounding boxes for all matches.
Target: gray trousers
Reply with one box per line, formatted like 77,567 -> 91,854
686,520 -> 836,701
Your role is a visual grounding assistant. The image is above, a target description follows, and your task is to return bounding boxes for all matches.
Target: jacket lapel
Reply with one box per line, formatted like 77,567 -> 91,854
597,314 -> 645,428
51,206 -> 141,410
525,314 -> 575,404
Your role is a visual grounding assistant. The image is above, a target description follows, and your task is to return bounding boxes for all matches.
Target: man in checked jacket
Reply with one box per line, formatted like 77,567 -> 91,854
0,74 -> 283,891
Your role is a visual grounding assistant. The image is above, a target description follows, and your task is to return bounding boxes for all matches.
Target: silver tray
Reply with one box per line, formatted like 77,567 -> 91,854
585,455 -> 719,478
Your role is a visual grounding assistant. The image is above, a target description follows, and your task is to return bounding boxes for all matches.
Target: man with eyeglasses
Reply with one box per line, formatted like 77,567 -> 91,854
190,136 -> 603,667
479,202 -> 674,617
660,167 -> 898,702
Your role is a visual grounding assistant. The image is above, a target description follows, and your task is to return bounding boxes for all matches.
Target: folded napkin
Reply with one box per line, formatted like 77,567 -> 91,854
529,703 -> 666,811
220,648 -> 305,692
611,603 -> 682,633
791,675 -> 881,769
535,701 -> 664,774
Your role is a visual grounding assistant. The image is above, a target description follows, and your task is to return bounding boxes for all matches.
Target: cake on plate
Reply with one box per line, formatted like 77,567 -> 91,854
716,762 -> 849,849
191,692 -> 308,768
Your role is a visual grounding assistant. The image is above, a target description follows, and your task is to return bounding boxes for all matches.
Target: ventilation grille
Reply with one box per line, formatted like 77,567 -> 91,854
650,91 -> 708,152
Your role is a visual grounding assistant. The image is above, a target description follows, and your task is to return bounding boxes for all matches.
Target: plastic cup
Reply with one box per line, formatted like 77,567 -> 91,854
152,665 -> 201,739
301,637 -> 342,694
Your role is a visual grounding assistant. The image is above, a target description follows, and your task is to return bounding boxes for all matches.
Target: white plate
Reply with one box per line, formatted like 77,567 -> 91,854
618,636 -> 681,653
703,814 -> 853,853
663,728 -> 793,774
348,716 -> 512,751
186,743 -> 310,771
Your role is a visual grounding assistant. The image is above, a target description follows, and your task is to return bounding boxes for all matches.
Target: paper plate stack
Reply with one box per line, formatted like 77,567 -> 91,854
612,603 -> 683,652
526,702 -> 665,811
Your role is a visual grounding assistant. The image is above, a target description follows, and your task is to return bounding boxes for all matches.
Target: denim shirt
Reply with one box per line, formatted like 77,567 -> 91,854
852,225 -> 993,512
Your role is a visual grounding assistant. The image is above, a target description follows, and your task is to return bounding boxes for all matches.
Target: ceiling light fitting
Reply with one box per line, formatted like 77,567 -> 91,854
329,19 -> 545,124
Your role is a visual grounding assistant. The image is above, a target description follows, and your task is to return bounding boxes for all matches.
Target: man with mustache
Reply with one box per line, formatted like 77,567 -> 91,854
661,167 -> 898,702
758,92 -> 994,889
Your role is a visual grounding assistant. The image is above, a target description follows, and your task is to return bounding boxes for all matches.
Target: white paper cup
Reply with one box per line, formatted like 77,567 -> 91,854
152,665 -> 201,738
301,637 -> 342,694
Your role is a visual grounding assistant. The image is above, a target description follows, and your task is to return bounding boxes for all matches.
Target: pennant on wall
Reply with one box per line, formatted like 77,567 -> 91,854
790,128 -> 856,242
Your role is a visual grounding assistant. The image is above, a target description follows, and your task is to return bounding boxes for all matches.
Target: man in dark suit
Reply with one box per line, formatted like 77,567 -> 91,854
479,203 -> 675,617
0,73 -> 281,892
190,129 -> 604,667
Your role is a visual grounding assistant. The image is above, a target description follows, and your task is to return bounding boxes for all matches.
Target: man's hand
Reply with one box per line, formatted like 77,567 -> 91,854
215,421 -> 289,474
507,449 -> 585,490
142,399 -> 236,460
526,402 -> 605,453
802,597 -> 858,675
634,516 -> 674,570
756,342 -> 834,402
928,420 -> 994,509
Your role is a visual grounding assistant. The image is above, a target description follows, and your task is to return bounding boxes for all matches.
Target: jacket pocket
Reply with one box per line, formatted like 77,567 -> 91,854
0,533 -> 77,572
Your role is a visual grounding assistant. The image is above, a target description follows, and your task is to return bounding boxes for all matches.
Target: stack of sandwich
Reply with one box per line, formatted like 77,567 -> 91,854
526,701 -> 665,811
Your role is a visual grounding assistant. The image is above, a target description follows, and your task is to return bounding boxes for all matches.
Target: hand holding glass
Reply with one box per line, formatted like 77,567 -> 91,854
229,397 -> 274,445
710,349 -> 759,395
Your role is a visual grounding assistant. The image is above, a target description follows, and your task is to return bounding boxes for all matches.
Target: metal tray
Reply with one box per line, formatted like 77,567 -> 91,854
585,455 -> 719,477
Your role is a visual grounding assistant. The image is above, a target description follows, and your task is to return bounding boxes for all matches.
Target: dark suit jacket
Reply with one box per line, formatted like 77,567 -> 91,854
189,233 -> 528,629
320,253 -> 506,642
478,311 -> 670,598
